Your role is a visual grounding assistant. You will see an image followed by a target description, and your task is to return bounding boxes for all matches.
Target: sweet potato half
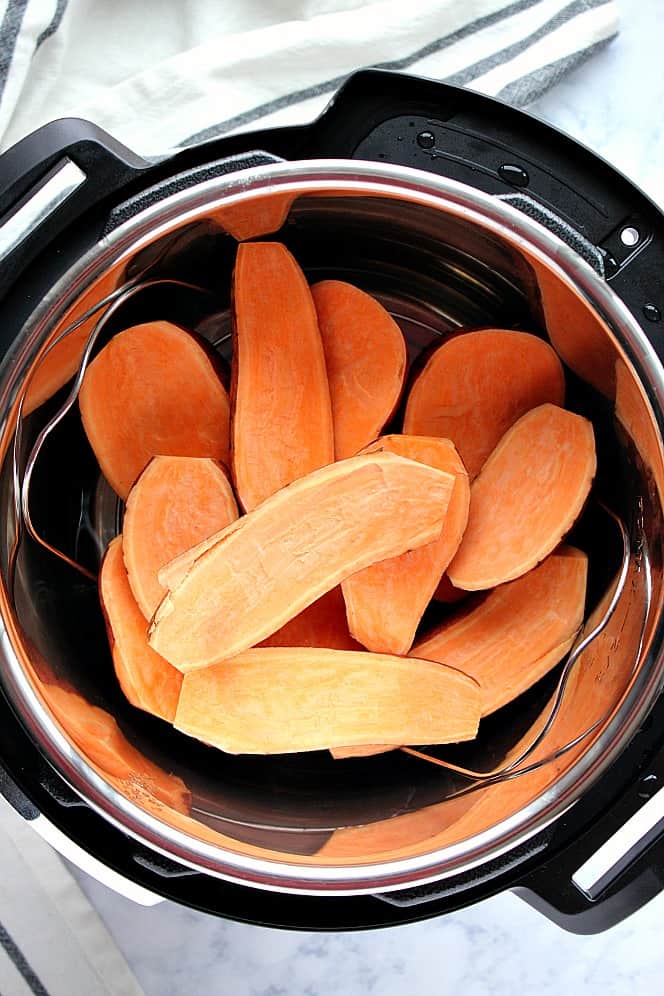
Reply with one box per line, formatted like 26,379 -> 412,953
403,329 -> 565,479
342,435 -> 469,654
79,321 -> 231,499
414,546 -> 587,715
448,404 -> 596,590
174,648 -> 481,754
312,280 -> 407,459
123,456 -> 238,620
100,537 -> 182,723
150,452 -> 456,670
231,242 -> 334,511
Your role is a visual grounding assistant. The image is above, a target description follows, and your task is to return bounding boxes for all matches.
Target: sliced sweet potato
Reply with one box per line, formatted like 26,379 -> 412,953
150,452 -> 455,670
414,547 -> 587,715
448,404 -> 596,590
100,537 -> 182,722
311,280 -> 407,459
79,321 -> 231,500
123,456 -> 238,620
42,683 -> 190,813
231,242 -> 334,511
259,587 -> 363,651
174,648 -> 481,754
403,329 -> 565,479
342,435 -> 469,654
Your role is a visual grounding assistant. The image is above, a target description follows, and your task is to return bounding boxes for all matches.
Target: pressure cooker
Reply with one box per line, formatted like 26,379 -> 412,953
0,70 -> 663,934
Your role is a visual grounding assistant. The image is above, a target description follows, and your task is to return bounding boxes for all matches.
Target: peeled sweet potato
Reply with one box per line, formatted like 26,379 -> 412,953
260,586 -> 363,651
79,321 -> 231,499
414,546 -> 587,715
150,452 -> 456,670
123,456 -> 238,620
342,435 -> 469,654
231,242 -> 334,511
174,648 -> 481,754
42,683 -> 190,813
100,537 -> 182,722
403,329 -> 565,479
311,281 -> 407,459
448,404 -> 596,590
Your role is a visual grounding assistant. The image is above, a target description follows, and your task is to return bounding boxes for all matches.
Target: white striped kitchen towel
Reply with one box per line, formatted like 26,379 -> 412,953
0,0 -> 619,156
0,795 -> 144,996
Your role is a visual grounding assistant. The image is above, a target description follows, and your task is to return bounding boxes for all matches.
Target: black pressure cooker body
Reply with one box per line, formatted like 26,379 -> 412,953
1,71 -> 664,934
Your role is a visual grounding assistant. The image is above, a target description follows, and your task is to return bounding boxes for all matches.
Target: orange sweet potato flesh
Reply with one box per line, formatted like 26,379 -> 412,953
174,648 -> 481,754
261,585 -> 371,758
231,242 -> 334,511
403,329 -> 565,479
42,683 -> 190,813
100,537 -> 182,722
123,456 -> 238,620
311,281 -> 407,459
150,452 -> 456,670
414,546 -> 587,715
342,435 -> 469,655
79,321 -> 231,500
259,587 -> 363,651
448,404 -> 596,590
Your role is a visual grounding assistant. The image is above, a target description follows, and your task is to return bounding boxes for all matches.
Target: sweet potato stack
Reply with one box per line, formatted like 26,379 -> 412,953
81,241 -> 596,759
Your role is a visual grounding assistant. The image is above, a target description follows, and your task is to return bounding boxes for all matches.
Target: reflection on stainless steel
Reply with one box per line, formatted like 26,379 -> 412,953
402,505 -> 633,782
535,259 -> 619,400
0,163 -> 662,892
13,278 -> 214,584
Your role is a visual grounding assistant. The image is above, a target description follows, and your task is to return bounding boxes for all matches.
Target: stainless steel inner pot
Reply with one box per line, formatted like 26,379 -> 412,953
0,160 -> 663,897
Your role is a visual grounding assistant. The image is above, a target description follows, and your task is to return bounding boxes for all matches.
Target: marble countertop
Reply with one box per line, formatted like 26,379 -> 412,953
71,2 -> 664,993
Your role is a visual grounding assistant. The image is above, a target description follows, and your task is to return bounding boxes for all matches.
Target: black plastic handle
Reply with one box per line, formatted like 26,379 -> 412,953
0,119 -> 151,299
0,118 -> 148,215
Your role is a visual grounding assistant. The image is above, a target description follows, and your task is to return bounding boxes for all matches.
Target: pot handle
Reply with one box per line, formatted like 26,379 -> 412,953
515,776 -> 664,933
0,119 -> 151,297
374,756 -> 664,933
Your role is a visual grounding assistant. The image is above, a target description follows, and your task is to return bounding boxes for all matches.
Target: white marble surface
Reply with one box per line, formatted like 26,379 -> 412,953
71,2 -> 664,993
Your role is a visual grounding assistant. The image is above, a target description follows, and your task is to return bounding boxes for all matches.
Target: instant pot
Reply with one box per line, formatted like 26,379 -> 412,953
1,70 -> 664,935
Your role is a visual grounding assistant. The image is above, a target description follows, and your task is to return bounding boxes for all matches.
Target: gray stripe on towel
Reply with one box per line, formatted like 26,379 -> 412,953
36,0 -> 70,50
496,33 -> 616,105
183,0 -> 546,144
0,0 -> 30,102
445,0 -> 613,88
0,922 -> 49,996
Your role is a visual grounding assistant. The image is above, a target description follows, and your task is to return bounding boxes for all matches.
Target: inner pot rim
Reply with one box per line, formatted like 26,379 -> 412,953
1,159 -> 663,896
